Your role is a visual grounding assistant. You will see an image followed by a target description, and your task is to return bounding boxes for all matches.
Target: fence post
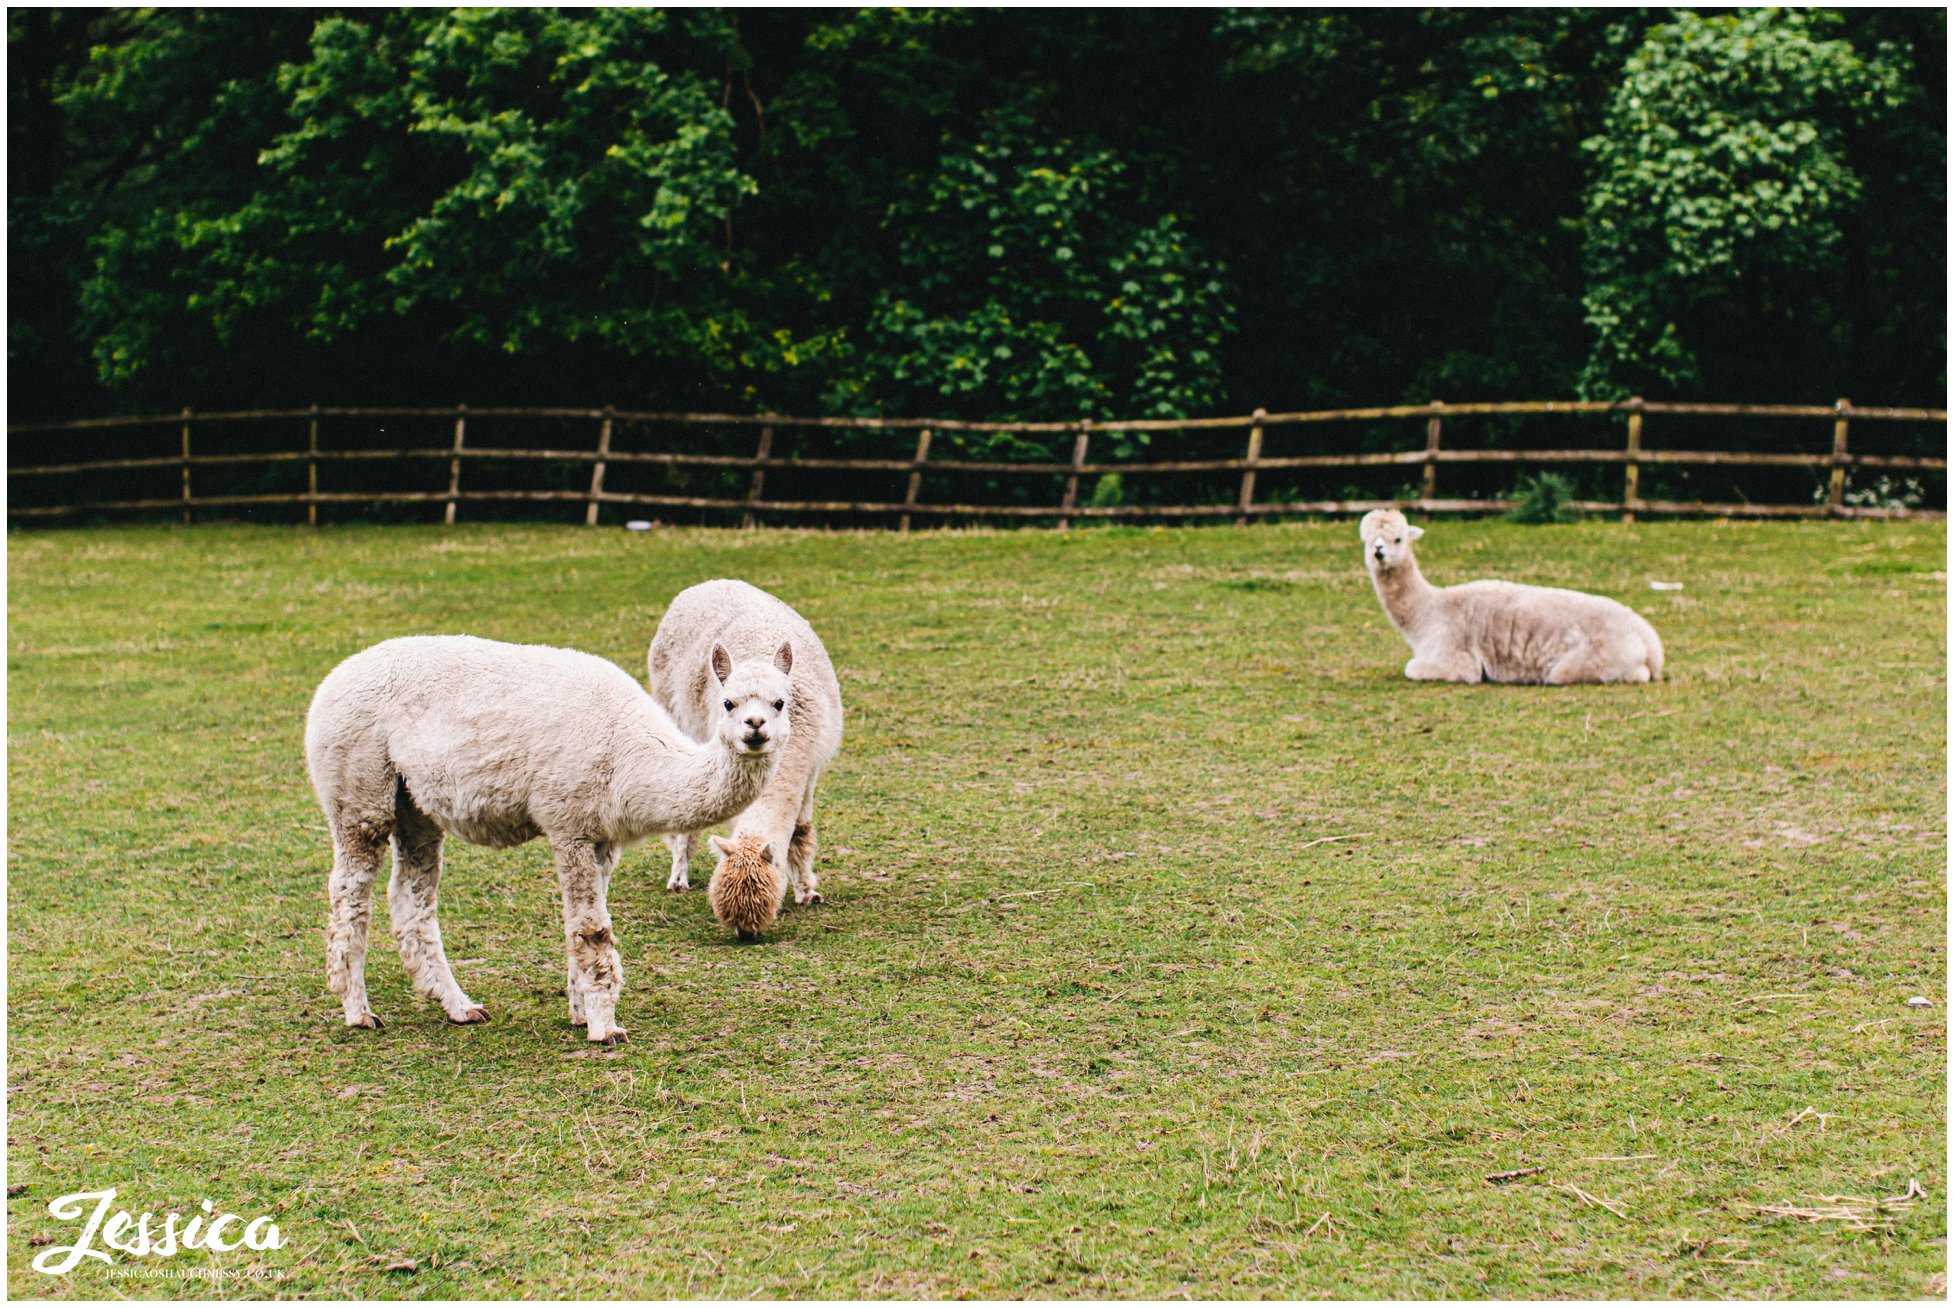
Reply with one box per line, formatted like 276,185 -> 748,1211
899,428 -> 933,533
1236,408 -> 1266,526
1829,398 -> 1850,514
307,404 -> 320,528
1421,400 -> 1443,503
1623,396 -> 1645,523
743,424 -> 773,528
444,405 -> 466,525
179,408 -> 193,525
585,406 -> 614,527
1057,421 -> 1091,530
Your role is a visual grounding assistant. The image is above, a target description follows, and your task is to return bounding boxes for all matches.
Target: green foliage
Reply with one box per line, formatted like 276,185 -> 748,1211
1579,10 -> 1915,397
1208,9 -> 1621,407
7,10 -> 1944,430
1087,471 -> 1125,509
65,10 -> 756,388
1504,470 -> 1582,524
864,109 -> 1233,437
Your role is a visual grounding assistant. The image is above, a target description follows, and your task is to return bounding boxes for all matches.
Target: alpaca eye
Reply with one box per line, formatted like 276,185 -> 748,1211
723,700 -> 734,712
772,700 -> 784,711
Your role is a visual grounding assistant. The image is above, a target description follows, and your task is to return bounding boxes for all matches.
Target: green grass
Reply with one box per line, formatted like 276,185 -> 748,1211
7,518 -> 1946,1299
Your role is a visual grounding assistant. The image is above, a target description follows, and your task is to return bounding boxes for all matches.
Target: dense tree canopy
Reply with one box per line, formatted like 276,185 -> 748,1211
9,8 -> 1945,426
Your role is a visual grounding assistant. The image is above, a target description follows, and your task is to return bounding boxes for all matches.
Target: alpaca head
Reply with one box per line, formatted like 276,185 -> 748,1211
1359,508 -> 1423,572
709,641 -> 795,758
707,833 -> 785,941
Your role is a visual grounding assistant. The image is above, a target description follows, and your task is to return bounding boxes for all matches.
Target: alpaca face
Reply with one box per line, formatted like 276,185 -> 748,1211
707,833 -> 784,941
709,642 -> 795,756
1359,509 -> 1423,572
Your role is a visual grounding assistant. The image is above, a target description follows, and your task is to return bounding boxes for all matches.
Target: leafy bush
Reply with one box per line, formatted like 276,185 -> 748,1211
1087,472 -> 1126,509
1505,471 -> 1582,524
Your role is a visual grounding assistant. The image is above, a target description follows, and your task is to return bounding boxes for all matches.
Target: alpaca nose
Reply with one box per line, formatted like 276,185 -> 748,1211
744,713 -> 767,731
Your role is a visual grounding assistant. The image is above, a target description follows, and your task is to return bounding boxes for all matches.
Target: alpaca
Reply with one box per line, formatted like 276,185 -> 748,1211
648,580 -> 844,939
1359,508 -> 1664,684
304,634 -> 791,1043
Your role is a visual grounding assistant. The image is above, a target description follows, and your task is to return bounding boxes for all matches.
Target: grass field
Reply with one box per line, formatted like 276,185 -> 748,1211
6,518 -> 1946,1299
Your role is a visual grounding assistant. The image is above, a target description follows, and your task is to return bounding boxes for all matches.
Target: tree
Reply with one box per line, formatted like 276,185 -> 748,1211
1579,10 -> 1921,399
50,10 -> 756,403
8,8 -> 1944,434
860,106 -> 1234,441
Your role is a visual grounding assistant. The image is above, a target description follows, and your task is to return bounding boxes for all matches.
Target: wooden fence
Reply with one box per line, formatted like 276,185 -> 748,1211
7,398 -> 1946,526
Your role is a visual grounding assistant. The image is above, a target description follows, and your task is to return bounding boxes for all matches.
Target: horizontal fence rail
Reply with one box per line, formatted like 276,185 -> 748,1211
9,398 -> 1946,526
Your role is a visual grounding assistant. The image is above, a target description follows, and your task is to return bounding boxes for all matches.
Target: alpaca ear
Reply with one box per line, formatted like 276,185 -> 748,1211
759,841 -> 777,865
710,644 -> 732,684
1406,525 -> 1425,540
773,641 -> 793,676
708,834 -> 735,857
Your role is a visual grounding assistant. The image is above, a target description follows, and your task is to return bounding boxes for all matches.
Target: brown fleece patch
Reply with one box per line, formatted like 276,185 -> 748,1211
709,834 -> 783,941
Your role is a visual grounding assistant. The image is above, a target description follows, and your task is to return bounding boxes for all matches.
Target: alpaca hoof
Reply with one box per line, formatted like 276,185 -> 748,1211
348,1012 -> 384,1031
447,1006 -> 490,1025
593,1029 -> 629,1047
795,889 -> 823,906
666,879 -> 691,893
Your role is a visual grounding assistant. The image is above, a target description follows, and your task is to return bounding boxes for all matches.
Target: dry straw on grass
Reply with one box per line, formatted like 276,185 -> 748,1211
1746,1180 -> 1928,1232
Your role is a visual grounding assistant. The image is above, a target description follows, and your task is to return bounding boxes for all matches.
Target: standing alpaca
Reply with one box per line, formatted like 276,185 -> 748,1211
304,634 -> 790,1043
648,580 -> 844,939
1359,508 -> 1664,684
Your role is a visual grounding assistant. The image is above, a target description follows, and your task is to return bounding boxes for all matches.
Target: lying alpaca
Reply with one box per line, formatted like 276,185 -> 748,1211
304,634 -> 790,1043
1359,508 -> 1664,684
648,580 -> 844,939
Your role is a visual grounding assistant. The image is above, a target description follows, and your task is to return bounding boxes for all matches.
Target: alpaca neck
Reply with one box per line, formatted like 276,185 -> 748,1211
615,730 -> 777,841
1370,554 -> 1438,640
729,754 -> 811,843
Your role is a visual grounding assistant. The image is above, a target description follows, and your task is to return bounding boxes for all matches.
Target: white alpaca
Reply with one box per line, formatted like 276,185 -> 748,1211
648,580 -> 844,937
1359,508 -> 1664,685
304,634 -> 791,1044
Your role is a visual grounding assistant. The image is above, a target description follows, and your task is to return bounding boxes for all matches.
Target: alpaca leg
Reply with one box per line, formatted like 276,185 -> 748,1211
388,796 -> 487,1024
557,838 -> 627,1045
594,840 -> 619,906
564,842 -> 621,1026
1405,651 -> 1481,683
787,775 -> 822,906
569,841 -> 621,1023
325,817 -> 388,1030
664,830 -> 695,892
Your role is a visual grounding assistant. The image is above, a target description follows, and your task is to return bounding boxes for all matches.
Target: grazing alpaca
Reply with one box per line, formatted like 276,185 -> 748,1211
304,634 -> 790,1043
648,580 -> 844,939
1359,509 -> 1664,684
